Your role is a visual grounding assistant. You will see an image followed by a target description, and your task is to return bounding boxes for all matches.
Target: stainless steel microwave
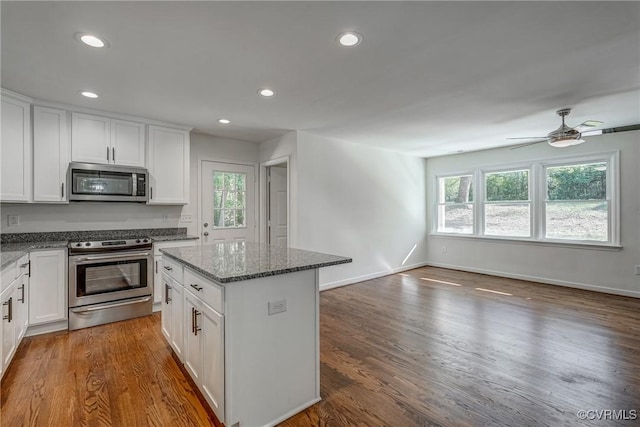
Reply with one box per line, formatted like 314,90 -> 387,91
68,162 -> 149,202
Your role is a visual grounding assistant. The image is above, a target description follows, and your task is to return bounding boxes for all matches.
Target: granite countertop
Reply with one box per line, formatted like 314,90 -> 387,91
0,228 -> 198,270
151,234 -> 199,242
160,242 -> 352,284
1,241 -> 68,270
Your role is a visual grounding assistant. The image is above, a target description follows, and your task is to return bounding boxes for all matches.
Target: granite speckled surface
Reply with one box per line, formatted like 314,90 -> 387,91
0,228 -> 196,270
1,241 -> 68,270
161,242 -> 352,284
1,227 -> 190,244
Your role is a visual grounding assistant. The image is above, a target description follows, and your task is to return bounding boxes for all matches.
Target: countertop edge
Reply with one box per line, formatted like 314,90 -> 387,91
160,249 -> 352,284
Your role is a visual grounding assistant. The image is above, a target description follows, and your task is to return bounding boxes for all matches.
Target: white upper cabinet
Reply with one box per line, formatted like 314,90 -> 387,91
110,119 -> 145,167
1,92 -> 31,202
147,125 -> 190,205
71,113 -> 145,167
33,106 -> 70,202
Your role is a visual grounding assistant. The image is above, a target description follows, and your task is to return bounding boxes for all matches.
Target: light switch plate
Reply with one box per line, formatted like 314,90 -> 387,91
181,214 -> 193,223
7,214 -> 19,227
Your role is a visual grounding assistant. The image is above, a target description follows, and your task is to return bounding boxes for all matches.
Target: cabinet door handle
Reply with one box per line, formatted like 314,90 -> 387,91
163,266 -> 173,271
190,284 -> 203,292
191,307 -> 196,334
18,285 -> 25,303
150,187 -> 153,200
164,283 -> 172,304
194,309 -> 201,336
3,297 -> 12,322
107,146 -> 110,162
61,182 -> 65,198
155,260 -> 158,274
27,260 -> 31,277
112,147 -> 115,163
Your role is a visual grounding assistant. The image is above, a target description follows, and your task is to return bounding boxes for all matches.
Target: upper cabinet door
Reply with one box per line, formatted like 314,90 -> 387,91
111,119 -> 145,167
33,106 -> 70,202
0,94 -> 31,202
71,113 -> 110,165
147,125 -> 190,205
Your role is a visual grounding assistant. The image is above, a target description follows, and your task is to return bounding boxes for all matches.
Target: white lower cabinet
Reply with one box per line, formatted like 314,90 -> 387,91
153,240 -> 197,307
29,249 -> 66,325
163,259 -> 225,423
14,270 -> 29,342
161,273 -> 184,361
183,288 -> 225,421
1,283 -> 17,373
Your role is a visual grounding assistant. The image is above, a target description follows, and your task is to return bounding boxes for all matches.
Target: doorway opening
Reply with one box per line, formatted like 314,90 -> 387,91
261,158 -> 289,247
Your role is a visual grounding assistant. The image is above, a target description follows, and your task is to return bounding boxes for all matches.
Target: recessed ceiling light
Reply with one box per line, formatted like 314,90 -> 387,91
80,91 -> 99,99
337,32 -> 362,47
258,88 -> 275,97
75,33 -> 109,48
218,119 -> 230,124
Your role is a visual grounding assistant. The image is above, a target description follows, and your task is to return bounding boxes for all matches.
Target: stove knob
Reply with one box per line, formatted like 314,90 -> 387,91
143,239 -> 149,243
76,243 -> 82,247
136,239 -> 141,243
85,242 -> 91,247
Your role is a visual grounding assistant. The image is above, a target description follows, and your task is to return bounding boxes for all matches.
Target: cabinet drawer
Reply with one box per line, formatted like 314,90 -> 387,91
16,254 -> 29,278
184,268 -> 223,314
161,256 -> 183,283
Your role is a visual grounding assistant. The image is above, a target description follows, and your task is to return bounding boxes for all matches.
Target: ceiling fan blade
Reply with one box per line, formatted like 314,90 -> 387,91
506,136 -> 546,140
575,120 -> 604,132
509,139 -> 546,150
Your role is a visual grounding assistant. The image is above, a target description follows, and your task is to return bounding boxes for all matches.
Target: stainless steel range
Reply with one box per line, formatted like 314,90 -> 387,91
68,237 -> 153,330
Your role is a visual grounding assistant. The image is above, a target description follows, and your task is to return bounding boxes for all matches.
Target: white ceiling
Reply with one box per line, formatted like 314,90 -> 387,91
2,1 -> 639,157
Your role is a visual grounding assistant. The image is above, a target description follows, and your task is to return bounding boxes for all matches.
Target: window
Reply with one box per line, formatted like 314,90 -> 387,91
212,171 -> 247,228
484,169 -> 530,237
433,153 -> 618,246
437,175 -> 474,234
545,162 -> 608,242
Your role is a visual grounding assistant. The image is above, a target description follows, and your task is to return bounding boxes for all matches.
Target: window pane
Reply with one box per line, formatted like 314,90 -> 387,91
225,192 -> 236,209
213,191 -> 223,209
438,204 -> 473,234
237,174 -> 246,191
547,163 -> 606,201
236,209 -> 245,227
213,172 -> 224,190
224,173 -> 235,190
485,204 -> 530,237
486,170 -> 529,202
224,210 -> 236,227
440,175 -> 473,203
546,201 -> 608,241
236,191 -> 245,208
213,209 -> 222,227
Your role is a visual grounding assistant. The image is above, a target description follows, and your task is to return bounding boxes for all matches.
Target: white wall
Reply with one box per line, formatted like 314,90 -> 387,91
0,202 -> 182,233
186,132 -> 260,236
425,130 -> 640,297
296,132 -> 428,289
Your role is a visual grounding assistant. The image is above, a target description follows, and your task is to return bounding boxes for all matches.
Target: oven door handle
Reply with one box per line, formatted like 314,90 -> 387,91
73,252 -> 151,262
70,296 -> 151,313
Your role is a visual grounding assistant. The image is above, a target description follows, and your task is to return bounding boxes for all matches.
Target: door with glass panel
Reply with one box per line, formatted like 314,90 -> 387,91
201,161 -> 256,244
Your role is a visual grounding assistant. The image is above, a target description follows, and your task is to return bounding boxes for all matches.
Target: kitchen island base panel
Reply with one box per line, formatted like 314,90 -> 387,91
224,269 -> 320,427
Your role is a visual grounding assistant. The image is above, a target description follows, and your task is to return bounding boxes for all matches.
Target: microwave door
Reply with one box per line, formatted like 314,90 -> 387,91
72,170 -> 133,196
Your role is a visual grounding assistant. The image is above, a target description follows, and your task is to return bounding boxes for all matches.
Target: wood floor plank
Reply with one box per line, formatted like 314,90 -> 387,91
2,266 -> 639,426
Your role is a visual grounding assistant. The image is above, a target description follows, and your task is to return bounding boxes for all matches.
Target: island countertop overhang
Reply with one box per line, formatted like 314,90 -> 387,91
160,242 -> 352,284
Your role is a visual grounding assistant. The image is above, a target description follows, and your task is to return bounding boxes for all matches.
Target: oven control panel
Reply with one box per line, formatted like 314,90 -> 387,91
68,238 -> 152,253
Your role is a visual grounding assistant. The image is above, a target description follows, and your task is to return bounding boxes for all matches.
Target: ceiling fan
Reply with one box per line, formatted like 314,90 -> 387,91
508,108 -> 603,149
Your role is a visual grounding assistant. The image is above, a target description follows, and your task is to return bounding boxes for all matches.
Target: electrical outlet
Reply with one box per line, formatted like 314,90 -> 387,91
268,299 -> 287,315
181,214 -> 193,223
636,265 -> 640,275
442,246 -> 447,253
7,215 -> 19,227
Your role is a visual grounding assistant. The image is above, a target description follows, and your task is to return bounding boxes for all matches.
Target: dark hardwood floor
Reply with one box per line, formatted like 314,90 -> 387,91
2,266 -> 639,426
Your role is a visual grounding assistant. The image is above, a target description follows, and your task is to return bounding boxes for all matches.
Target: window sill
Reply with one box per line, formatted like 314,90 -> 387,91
430,233 -> 622,252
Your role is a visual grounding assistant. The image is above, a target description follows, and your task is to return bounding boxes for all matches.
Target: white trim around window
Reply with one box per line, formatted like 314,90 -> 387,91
433,151 -> 621,248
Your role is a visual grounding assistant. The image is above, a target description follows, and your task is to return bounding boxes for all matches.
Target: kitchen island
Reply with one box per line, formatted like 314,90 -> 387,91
159,242 -> 351,427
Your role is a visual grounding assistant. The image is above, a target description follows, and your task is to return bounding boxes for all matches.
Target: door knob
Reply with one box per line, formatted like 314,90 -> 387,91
203,223 -> 209,228
203,232 -> 209,236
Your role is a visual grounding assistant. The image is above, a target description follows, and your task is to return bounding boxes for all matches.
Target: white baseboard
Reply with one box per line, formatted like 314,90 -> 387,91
425,261 -> 640,298
25,320 -> 68,337
319,262 -> 429,292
